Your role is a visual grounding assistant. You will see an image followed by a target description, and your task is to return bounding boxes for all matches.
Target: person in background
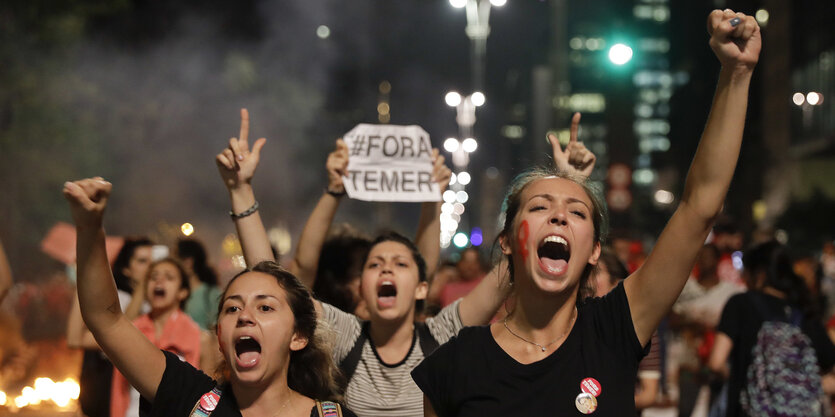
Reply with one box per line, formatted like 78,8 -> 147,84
110,257 -> 201,417
709,240 -> 835,416
670,243 -> 742,416
438,247 -> 487,308
177,238 -> 222,331
425,261 -> 460,316
311,225 -> 372,319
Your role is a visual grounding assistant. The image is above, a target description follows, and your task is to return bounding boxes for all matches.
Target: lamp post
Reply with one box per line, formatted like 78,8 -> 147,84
443,0 -> 503,248
449,0 -> 505,92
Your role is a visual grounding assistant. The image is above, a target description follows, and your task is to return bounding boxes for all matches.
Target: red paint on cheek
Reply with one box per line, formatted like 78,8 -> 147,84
517,220 -> 530,261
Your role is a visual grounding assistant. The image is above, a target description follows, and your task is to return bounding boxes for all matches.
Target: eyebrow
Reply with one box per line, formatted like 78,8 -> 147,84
222,294 -> 281,304
528,194 -> 592,211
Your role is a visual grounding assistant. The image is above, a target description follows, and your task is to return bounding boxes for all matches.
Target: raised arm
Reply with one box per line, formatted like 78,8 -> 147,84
63,178 -> 164,401
415,149 -> 451,279
289,139 -> 349,288
0,238 -> 11,302
625,10 -> 761,345
215,108 -> 273,266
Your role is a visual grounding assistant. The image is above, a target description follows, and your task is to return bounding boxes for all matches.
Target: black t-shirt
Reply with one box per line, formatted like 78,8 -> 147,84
716,291 -> 835,417
411,282 -> 648,416
151,350 -> 356,417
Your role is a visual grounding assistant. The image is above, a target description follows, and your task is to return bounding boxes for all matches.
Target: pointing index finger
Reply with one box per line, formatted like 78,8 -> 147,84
239,108 -> 250,152
570,112 -> 582,143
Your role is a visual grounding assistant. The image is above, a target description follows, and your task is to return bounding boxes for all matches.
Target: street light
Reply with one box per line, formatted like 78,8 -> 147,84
445,91 -> 462,107
608,43 -> 633,65
470,91 -> 486,106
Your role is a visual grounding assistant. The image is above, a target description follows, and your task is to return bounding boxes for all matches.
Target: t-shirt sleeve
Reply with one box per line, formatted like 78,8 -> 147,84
716,293 -> 743,340
320,302 -> 363,362
425,298 -> 464,344
150,350 -> 216,417
591,280 -> 648,362
411,331 -> 460,416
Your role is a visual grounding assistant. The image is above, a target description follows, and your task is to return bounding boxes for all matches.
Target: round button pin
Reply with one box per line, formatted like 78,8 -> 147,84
581,377 -> 602,397
199,391 -> 220,411
575,392 -> 598,414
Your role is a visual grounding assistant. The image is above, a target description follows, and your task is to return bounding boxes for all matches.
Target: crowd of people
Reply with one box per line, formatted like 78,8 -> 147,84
2,8 -> 834,417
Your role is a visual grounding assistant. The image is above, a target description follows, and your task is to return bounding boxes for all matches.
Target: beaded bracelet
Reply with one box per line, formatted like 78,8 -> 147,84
229,201 -> 259,219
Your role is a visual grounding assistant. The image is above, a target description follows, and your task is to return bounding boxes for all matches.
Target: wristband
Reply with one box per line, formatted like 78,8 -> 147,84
229,201 -> 259,219
326,187 -> 347,197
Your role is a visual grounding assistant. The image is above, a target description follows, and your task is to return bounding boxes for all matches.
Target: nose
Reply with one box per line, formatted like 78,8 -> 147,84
236,307 -> 255,327
550,208 -> 568,226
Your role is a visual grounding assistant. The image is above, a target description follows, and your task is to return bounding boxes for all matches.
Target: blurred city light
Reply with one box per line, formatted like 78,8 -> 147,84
268,226 -> 292,256
608,43 -> 633,65
807,92 -> 823,106
449,0 -> 467,8
444,137 -> 460,152
456,190 -> 469,203
489,0 -> 507,7
443,190 -> 457,203
449,172 -> 457,185
755,9 -> 769,26
462,138 -> 478,152
180,222 -> 194,236
471,91 -> 486,106
732,251 -> 744,270
633,168 -> 656,185
453,232 -> 469,248
457,171 -> 472,185
654,190 -> 674,205
471,228 -> 484,246
379,80 -> 391,94
445,91 -> 462,106
316,25 -> 331,39
793,92 -> 805,106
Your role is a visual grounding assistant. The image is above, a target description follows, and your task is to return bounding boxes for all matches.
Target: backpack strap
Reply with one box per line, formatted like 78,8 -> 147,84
338,321 -> 370,383
316,400 -> 343,417
189,386 -> 222,417
416,322 -> 439,356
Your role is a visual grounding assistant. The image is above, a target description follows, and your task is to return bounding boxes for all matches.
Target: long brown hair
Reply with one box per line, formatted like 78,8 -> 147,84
496,166 -> 608,301
216,261 -> 344,400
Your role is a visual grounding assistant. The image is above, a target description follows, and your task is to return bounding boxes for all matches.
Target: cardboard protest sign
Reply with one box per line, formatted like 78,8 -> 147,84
342,124 -> 441,202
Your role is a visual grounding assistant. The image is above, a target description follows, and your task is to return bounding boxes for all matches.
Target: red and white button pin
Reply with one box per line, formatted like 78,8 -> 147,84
575,378 -> 601,414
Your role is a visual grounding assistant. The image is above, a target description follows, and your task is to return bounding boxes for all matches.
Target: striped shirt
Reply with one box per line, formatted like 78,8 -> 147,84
322,300 -> 463,417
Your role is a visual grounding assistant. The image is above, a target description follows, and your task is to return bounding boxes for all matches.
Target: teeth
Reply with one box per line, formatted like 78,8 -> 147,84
381,280 -> 394,286
543,236 -> 568,245
239,336 -> 252,341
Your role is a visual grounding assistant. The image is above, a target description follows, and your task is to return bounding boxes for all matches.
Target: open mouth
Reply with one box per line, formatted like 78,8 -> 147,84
235,336 -> 262,368
537,235 -> 570,275
376,280 -> 397,308
152,287 -> 166,298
